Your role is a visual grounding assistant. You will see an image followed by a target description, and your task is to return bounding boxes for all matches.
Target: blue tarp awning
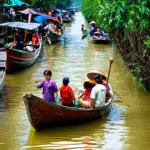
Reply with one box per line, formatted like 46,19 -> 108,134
4,0 -> 24,7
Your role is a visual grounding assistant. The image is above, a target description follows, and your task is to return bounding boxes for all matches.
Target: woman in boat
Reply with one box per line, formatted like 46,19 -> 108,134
37,70 -> 58,103
60,77 -> 75,107
89,21 -> 98,32
90,74 -> 111,108
31,30 -> 40,50
78,80 -> 95,108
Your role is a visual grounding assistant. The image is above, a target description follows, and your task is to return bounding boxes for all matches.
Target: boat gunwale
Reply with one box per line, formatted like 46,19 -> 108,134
23,94 -> 112,112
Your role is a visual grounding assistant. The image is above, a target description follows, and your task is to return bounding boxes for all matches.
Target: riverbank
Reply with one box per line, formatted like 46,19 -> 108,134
82,0 -> 150,91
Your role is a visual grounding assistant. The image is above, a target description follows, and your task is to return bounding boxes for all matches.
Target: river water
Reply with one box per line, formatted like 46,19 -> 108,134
0,12 -> 150,150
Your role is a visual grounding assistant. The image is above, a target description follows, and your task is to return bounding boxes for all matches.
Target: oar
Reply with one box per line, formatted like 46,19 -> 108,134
81,33 -> 87,39
106,58 -> 114,84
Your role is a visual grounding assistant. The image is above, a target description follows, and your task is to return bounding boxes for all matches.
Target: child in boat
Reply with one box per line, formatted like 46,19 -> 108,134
78,80 -> 95,108
60,77 -> 75,107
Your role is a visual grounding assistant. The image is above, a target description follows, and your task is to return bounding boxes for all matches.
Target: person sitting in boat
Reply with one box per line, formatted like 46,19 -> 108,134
63,12 -> 71,20
93,28 -> 107,40
31,30 -> 40,50
90,74 -> 110,108
89,21 -> 98,32
37,70 -> 58,103
60,77 -> 75,107
101,77 -> 113,101
44,20 -> 57,34
48,10 -> 52,16
10,29 -> 24,49
54,23 -> 62,36
94,28 -> 105,36
81,24 -> 87,34
78,80 -> 95,108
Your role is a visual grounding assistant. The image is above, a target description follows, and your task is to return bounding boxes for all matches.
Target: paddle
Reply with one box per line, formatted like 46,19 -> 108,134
106,58 -> 114,84
81,33 -> 87,39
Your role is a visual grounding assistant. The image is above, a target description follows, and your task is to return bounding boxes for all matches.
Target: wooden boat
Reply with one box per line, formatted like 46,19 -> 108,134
4,42 -> 42,72
0,52 -> 6,92
88,35 -> 111,44
0,22 -> 42,72
45,31 -> 65,44
23,94 -> 112,130
62,18 -> 74,23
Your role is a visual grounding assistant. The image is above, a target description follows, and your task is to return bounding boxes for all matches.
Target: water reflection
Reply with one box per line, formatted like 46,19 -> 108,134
23,104 -> 126,150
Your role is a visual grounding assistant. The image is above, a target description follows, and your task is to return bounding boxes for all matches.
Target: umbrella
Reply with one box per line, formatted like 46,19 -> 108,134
34,15 -> 51,26
47,17 -> 60,23
3,0 -> 24,7
19,8 -> 40,23
19,8 -> 40,15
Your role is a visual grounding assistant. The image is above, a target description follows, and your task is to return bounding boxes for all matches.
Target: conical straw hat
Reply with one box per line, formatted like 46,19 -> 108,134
87,70 -> 107,80
89,21 -> 96,24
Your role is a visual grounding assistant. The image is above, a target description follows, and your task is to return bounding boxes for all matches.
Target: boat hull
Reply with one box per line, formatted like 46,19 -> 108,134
0,69 -> 6,92
23,94 -> 112,130
2,41 -> 42,73
88,35 -> 111,44
47,32 -> 64,43
62,19 -> 74,23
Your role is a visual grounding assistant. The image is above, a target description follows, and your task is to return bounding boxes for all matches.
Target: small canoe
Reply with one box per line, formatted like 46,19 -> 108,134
62,18 -> 74,23
0,52 -> 6,92
23,94 -> 112,131
88,35 -> 111,44
45,31 -> 65,44
0,39 -> 42,73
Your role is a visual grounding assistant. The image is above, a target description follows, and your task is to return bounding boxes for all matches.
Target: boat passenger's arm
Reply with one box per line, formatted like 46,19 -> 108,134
53,82 -> 59,99
37,80 -> 44,88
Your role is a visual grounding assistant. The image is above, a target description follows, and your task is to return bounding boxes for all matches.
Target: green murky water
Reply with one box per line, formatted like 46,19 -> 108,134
0,12 -> 150,150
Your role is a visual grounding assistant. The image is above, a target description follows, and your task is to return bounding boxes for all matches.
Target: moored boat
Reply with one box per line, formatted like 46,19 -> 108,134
0,51 -> 6,92
23,94 -> 112,130
88,35 -> 111,44
0,22 -> 42,72
44,31 -> 65,44
62,18 -> 74,23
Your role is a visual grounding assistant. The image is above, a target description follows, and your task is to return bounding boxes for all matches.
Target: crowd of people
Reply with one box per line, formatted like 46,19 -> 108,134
9,29 -> 40,52
37,70 -> 113,109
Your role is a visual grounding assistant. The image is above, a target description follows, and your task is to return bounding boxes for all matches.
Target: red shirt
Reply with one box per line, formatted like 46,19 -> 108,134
60,85 -> 74,104
84,89 -> 92,100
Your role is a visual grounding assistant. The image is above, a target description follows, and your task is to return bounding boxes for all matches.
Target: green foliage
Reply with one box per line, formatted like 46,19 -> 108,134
145,37 -> 150,49
82,0 -> 150,33
82,0 -> 150,91
131,67 -> 147,91
22,0 -> 74,9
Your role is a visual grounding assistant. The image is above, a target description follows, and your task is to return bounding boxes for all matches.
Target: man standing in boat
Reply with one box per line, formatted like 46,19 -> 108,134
37,70 -> 58,103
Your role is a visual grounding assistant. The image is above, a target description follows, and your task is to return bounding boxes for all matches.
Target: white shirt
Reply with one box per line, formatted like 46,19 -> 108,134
90,84 -> 106,108
44,23 -> 56,33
